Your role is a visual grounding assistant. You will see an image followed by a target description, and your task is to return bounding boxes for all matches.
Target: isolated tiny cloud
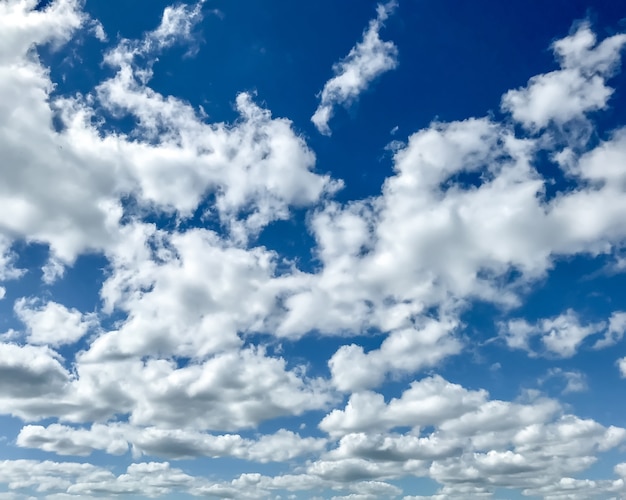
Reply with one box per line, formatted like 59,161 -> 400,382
1,0 -> 626,498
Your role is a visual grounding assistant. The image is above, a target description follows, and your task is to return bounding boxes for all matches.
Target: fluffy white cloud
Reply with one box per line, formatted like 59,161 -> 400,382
286,92 -> 626,383
0,0 -> 339,267
149,1 -> 205,51
2,1 -> 626,498
2,346 -> 334,431
0,343 -> 70,399
0,459 -> 108,494
90,227 -> 285,359
0,459 -> 401,499
17,423 -> 129,457
297,93 -> 626,365
96,6 -> 341,242
501,309 -> 624,357
311,1 -> 398,135
0,459 -> 195,498
502,24 -> 626,131
0,0 -> 124,263
320,375 -> 489,437
14,298 -> 97,347
328,318 -> 462,392
315,376 -> 626,496
16,423 -> 326,462
0,0 -> 84,60
540,311 -> 603,357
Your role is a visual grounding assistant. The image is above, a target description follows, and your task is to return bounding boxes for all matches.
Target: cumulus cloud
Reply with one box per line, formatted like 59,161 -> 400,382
311,1 -> 398,135
315,375 -> 626,497
95,6 -> 342,241
328,319 -> 462,392
0,346 -> 335,431
502,23 -> 626,131
14,298 -> 97,347
0,460 -> 108,495
0,0 -> 339,267
501,309 -> 624,358
16,424 -> 326,462
0,459 -> 401,499
320,375 -> 490,437
0,343 -> 70,399
0,460 -> 202,498
1,1 -> 626,498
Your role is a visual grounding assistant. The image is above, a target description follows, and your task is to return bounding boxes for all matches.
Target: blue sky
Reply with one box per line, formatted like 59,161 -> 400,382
1,0 -> 626,498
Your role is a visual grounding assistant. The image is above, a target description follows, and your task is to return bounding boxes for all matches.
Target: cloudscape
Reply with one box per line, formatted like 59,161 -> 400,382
1,0 -> 626,498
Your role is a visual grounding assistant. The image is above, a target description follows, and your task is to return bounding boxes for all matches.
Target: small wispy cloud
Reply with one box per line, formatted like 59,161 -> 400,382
311,1 -> 398,135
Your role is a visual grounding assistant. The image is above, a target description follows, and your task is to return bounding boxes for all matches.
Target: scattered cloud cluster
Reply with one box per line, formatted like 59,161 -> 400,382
500,309 -> 626,358
0,0 -> 625,498
5,376 -> 626,498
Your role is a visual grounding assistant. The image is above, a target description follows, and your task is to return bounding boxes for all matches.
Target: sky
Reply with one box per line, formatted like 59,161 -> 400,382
1,0 -> 626,498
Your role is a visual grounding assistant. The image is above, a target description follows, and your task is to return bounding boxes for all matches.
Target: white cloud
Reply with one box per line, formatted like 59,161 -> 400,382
1,2 -> 626,498
17,423 -> 129,457
540,311 -> 604,357
315,376 -> 626,496
501,310 -> 619,358
329,318 -> 462,392
0,345 -> 335,431
89,19 -> 106,42
4,376 -> 626,498
66,461 -> 197,497
0,0 -> 339,268
16,423 -> 326,462
150,1 -> 205,51
41,258 -> 65,285
90,227 -> 283,359
618,357 -> 626,378
594,311 -> 626,349
97,12 -> 342,242
539,368 -> 589,394
14,298 -> 97,347
0,0 -> 342,442
502,24 -> 626,131
0,343 -> 70,400
0,0 -> 124,263
320,375 -> 489,437
299,98 -> 626,361
327,432 -> 463,462
0,0 -> 84,60
121,347 -> 334,431
4,0 -> 626,397
311,1 -> 398,135
0,235 -> 24,282
0,459 -> 109,495
0,459 -> 233,498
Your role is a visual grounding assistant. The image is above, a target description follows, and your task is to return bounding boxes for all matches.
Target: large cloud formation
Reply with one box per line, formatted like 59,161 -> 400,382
1,0 -> 626,499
